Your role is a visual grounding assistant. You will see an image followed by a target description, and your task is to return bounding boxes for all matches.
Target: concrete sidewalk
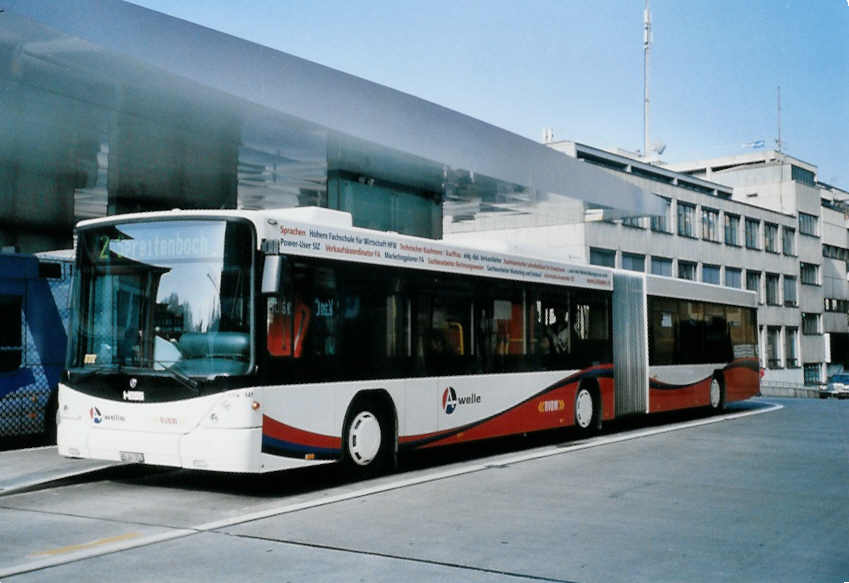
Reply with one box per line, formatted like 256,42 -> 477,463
0,446 -> 119,496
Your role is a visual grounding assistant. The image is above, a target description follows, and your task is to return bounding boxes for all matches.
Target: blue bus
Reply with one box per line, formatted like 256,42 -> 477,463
0,250 -> 73,443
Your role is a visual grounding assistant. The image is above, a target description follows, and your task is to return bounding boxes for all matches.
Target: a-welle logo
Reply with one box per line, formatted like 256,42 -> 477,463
441,387 -> 481,415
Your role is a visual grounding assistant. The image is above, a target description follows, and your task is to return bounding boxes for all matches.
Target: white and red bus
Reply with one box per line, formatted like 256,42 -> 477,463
57,207 -> 759,474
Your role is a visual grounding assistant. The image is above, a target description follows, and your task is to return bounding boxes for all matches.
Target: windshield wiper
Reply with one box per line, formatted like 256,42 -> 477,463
72,362 -> 200,395
71,364 -> 122,383
153,361 -> 200,395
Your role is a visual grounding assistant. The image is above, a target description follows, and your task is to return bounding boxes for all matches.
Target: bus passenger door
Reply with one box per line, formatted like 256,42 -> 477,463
415,284 -> 478,434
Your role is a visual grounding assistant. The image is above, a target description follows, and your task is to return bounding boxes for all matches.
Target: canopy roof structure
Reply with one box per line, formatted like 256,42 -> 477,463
0,0 -> 664,249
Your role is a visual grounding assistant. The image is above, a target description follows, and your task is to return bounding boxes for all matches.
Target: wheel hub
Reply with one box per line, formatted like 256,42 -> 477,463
575,389 -> 594,429
347,411 -> 382,466
710,378 -> 721,408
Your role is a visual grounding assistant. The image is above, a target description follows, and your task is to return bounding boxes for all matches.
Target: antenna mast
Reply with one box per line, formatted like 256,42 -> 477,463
643,0 -> 652,158
776,85 -> 783,153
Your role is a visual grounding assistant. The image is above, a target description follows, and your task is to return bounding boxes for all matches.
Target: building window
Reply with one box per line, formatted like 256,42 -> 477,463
589,247 -> 616,268
785,327 -> 799,369
782,227 -> 796,256
724,213 -> 740,246
764,223 -> 779,253
791,165 -> 815,187
677,202 -> 697,238
622,252 -> 645,272
702,208 -> 720,242
823,244 -> 849,261
803,363 -> 821,386
651,256 -> 673,277
800,262 -> 819,285
678,260 -> 696,281
0,295 -> 23,372
765,273 -> 780,305
745,218 -> 760,249
651,197 -> 672,233
746,270 -> 762,303
766,326 -> 781,369
330,172 -> 441,238
825,298 -> 849,313
725,267 -> 742,289
783,276 -> 797,306
702,264 -> 720,284
799,212 -> 818,236
802,313 -> 821,335
622,216 -> 646,229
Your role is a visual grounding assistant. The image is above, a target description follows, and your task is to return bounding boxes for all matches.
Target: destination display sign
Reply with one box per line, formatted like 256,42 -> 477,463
270,222 -> 612,291
86,221 -> 226,264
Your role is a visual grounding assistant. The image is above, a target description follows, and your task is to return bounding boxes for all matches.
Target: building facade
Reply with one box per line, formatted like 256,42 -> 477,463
669,151 -> 849,385
447,143 -> 848,389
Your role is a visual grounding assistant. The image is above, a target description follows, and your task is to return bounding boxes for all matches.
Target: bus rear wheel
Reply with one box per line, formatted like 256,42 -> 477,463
709,375 -> 726,412
342,402 -> 392,477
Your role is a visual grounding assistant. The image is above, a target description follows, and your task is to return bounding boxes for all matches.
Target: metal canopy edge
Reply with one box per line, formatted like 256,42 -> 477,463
3,0 -> 666,217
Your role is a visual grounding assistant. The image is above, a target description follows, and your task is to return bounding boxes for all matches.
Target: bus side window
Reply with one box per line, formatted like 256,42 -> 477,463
677,301 -> 704,364
570,290 -> 611,367
479,289 -> 527,373
266,259 -> 312,359
266,296 -> 311,358
704,303 -> 732,363
648,297 -> 677,366
726,305 -> 758,359
416,277 -> 474,374
534,294 -> 570,360
297,265 -> 339,358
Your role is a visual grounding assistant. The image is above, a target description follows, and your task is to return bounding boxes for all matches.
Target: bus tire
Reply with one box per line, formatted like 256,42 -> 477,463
575,383 -> 599,435
710,374 -> 726,412
342,398 -> 394,477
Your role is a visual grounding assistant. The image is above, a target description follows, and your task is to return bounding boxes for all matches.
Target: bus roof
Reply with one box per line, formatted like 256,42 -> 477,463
646,274 -> 757,308
75,207 -> 757,306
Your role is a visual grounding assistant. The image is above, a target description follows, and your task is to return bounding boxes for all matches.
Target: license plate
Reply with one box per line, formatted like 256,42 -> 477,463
120,451 -> 145,463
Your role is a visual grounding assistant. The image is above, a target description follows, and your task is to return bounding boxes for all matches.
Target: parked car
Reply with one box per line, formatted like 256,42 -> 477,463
821,374 -> 849,399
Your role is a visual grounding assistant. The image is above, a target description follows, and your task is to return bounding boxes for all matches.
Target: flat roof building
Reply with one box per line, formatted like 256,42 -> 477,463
668,151 -> 849,387
447,142 -> 843,390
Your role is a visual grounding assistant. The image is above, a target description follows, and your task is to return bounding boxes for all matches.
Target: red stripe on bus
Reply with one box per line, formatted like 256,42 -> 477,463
400,364 -> 616,449
648,358 -> 760,412
262,414 -> 342,450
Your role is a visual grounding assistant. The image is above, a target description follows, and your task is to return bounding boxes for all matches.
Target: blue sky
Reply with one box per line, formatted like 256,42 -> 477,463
132,0 -> 849,188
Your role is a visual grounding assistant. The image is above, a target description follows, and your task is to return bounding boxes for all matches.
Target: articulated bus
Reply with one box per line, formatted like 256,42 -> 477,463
57,207 -> 759,474
1,250 -> 72,443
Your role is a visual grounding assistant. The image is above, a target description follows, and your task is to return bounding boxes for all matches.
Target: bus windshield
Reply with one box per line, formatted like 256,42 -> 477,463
69,219 -> 253,378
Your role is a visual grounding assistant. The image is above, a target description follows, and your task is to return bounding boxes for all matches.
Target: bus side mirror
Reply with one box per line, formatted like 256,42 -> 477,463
262,255 -> 282,294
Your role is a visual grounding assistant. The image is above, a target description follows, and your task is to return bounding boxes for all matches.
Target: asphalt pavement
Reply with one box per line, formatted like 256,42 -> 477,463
1,397 -> 846,582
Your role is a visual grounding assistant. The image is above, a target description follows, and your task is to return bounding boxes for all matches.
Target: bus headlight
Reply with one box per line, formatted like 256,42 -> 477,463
202,396 -> 261,429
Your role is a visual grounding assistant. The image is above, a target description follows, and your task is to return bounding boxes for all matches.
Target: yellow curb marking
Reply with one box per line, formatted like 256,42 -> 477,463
30,532 -> 141,557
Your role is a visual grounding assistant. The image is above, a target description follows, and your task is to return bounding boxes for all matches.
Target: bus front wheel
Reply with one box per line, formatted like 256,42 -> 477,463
342,401 -> 392,477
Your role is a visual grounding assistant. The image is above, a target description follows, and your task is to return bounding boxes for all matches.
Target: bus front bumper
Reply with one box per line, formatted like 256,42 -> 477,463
57,420 -> 264,473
